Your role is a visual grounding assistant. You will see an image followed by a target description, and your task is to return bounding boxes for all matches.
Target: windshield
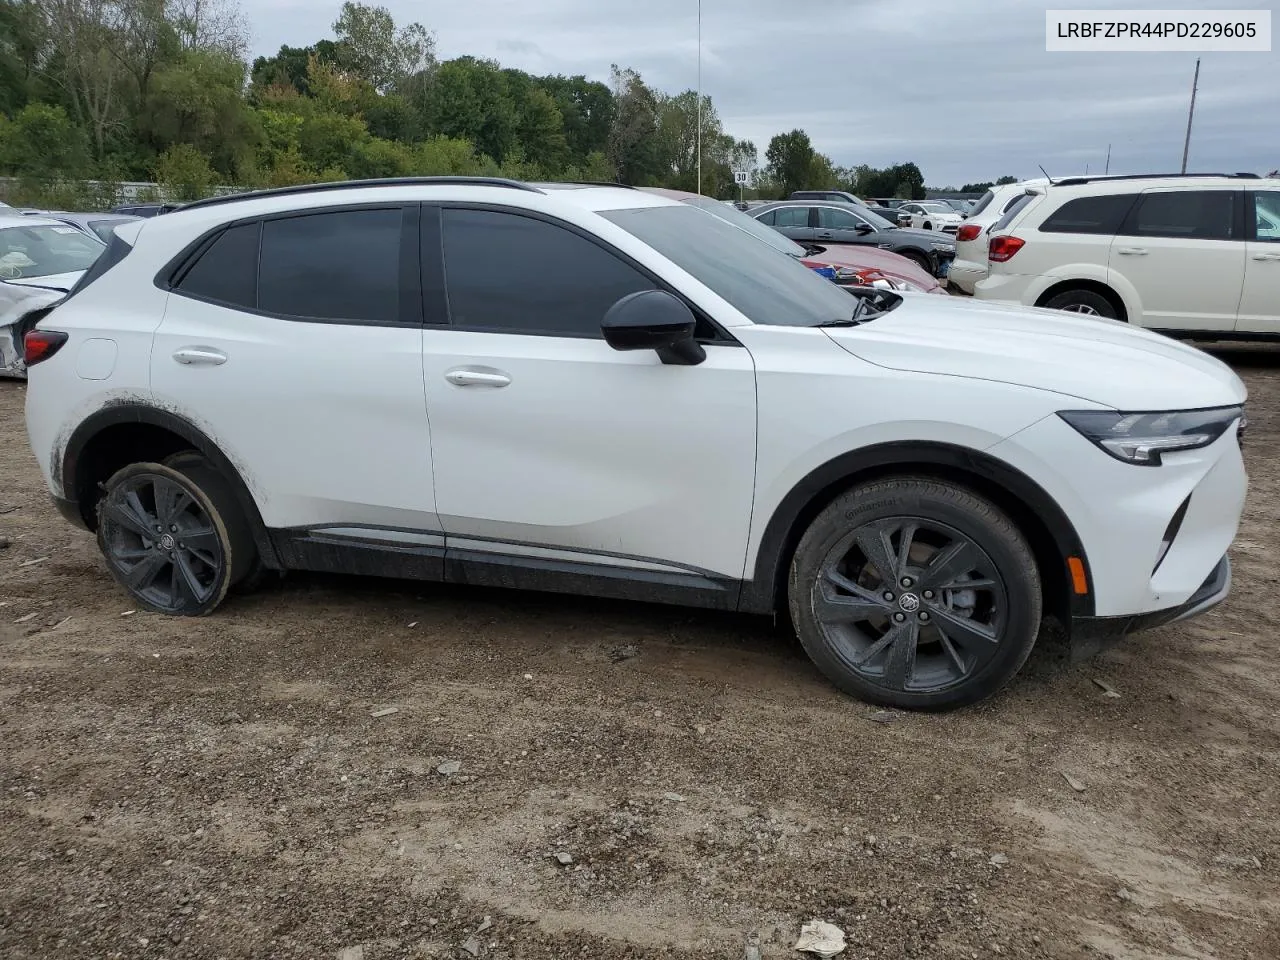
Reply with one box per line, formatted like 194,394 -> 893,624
916,202 -> 953,214
602,204 -> 864,327
0,223 -> 104,279
679,195 -> 808,257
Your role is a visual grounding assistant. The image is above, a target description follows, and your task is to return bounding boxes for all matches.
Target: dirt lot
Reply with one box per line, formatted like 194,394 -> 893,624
2,347 -> 1278,960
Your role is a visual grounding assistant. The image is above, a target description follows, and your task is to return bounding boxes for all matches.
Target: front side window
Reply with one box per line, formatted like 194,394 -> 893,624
441,208 -> 655,338
819,207 -> 863,229
259,208 -> 403,322
773,207 -> 811,228
1125,190 -> 1237,241
603,204 -> 861,328
0,224 -> 103,279
1253,191 -> 1280,241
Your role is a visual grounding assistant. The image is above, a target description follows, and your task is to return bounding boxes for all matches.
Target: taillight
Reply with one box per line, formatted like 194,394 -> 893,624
24,330 -> 69,367
956,223 -> 983,242
988,235 -> 1025,263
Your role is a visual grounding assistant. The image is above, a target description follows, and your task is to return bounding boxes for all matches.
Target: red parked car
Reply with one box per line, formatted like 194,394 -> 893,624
641,188 -> 945,295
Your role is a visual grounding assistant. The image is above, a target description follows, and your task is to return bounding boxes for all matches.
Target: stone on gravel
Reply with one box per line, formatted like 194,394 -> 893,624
336,947 -> 364,960
437,760 -> 461,776
1061,772 -> 1087,792
663,792 -> 686,803
554,851 -> 573,865
476,916 -> 492,932
14,612 -> 37,623
868,711 -> 900,724
460,935 -> 481,957
19,556 -> 48,567
989,853 -> 1009,867
794,919 -> 847,957
1091,678 -> 1122,698
0,536 -> 10,549
370,706 -> 400,718
1214,853 -> 1262,869
609,644 -> 639,663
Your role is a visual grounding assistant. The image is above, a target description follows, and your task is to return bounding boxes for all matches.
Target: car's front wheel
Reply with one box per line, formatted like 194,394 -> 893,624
787,478 -> 1042,711
96,458 -> 257,616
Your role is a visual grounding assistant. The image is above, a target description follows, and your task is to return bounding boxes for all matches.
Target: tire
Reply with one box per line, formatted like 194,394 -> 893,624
163,452 -> 273,594
787,477 -> 1042,711
95,458 -> 255,616
901,250 -> 933,274
1041,288 -> 1118,319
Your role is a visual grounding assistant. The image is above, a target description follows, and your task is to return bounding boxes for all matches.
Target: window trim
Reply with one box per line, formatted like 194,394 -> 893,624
427,201 -> 740,345
158,202 -> 423,328
1117,188 -> 1245,243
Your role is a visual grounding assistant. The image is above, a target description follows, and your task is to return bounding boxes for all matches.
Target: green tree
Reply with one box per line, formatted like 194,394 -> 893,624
961,181 -> 993,193
0,101 -> 89,175
141,49 -> 258,177
606,65 -> 662,185
332,1 -> 434,92
298,110 -> 368,173
423,57 -> 517,162
533,74 -> 613,164
250,41 -> 341,97
348,136 -> 412,178
765,129 -> 817,196
153,141 -> 214,199
995,175 -> 1018,185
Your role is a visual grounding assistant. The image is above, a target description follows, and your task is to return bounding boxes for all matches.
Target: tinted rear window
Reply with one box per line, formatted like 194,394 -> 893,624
175,222 -> 259,308
992,194 -> 1035,232
1039,194 -> 1136,234
1124,190 -> 1237,241
259,209 -> 402,322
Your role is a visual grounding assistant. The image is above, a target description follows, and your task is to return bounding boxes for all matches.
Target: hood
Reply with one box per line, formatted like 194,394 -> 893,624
4,270 -> 83,292
888,227 -> 954,246
821,296 -> 1247,411
803,244 -> 942,293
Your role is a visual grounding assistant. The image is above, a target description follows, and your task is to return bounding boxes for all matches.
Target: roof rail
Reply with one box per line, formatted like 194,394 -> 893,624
533,180 -> 637,189
1053,172 -> 1261,187
174,176 -> 544,213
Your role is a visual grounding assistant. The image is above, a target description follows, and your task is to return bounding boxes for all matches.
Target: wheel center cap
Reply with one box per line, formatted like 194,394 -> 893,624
159,533 -> 176,551
898,593 -> 921,613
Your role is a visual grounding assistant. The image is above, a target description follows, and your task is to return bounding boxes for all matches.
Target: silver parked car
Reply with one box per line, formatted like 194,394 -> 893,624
0,214 -> 104,379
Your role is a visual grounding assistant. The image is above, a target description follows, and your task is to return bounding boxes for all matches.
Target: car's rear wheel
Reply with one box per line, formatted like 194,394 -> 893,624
96,458 -> 256,616
1042,288 -> 1118,319
787,478 -> 1042,711
901,250 -> 933,273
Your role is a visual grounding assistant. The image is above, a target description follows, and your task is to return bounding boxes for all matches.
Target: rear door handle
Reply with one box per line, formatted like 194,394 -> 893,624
815,231 -> 834,240
445,367 -> 511,388
1251,252 -> 1280,261
1116,247 -> 1149,256
172,346 -> 227,366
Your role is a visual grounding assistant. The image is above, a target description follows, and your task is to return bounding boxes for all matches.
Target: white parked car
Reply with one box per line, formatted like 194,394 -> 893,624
897,201 -> 964,235
950,180 -> 1055,294
23,178 -> 1247,711
0,214 -> 104,378
974,173 -> 1280,336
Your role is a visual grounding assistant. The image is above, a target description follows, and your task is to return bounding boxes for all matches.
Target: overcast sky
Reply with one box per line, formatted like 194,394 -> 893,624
250,0 -> 1278,187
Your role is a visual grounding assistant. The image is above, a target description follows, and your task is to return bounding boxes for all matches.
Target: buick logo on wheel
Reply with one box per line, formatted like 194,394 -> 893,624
899,593 -> 921,613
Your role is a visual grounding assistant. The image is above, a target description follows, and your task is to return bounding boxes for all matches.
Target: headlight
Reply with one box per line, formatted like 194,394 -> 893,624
1058,407 -> 1243,466
930,241 -> 955,251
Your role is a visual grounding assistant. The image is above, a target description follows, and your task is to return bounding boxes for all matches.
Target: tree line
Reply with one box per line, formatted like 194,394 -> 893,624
0,0 -> 993,207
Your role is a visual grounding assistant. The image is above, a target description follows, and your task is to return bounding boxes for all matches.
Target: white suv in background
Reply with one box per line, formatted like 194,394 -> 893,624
22,178 -> 1248,712
950,179 -> 1053,294
974,173 -> 1280,336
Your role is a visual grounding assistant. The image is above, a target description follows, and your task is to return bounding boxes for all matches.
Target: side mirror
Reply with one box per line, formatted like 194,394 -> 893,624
855,223 -> 875,235
601,289 -> 706,366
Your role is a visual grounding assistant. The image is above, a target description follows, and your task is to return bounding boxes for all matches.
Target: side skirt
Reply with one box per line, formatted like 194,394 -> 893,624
269,528 -> 743,612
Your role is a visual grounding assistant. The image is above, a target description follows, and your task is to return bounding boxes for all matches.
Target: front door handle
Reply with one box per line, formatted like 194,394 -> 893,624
172,346 -> 227,366
815,230 -> 834,240
1251,252 -> 1280,261
1116,247 -> 1149,256
445,367 -> 511,388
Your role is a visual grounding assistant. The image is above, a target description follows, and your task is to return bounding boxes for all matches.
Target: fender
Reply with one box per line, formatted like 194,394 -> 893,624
1025,263 -> 1141,322
738,440 -> 1093,618
60,401 -> 281,568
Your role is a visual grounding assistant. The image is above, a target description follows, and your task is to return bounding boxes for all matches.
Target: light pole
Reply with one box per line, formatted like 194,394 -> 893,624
696,0 -> 702,195
1180,58 -> 1200,174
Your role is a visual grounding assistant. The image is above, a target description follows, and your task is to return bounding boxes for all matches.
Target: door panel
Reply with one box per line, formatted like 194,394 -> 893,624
150,206 -> 440,534
1237,190 -> 1280,333
1109,189 -> 1245,331
422,333 -> 757,578
769,205 -> 816,242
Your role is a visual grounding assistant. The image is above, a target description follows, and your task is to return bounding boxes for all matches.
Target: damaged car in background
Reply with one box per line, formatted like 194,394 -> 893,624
0,214 -> 104,379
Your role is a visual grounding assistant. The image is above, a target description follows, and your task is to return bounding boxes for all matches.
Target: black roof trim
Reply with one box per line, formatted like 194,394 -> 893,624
174,177 -> 544,213
1053,172 -> 1261,187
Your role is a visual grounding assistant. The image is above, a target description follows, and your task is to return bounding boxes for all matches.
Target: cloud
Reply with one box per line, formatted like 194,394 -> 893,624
248,0 -> 1279,186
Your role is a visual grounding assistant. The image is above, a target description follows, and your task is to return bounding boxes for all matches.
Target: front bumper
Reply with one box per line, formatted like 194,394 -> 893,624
1069,554 -> 1231,659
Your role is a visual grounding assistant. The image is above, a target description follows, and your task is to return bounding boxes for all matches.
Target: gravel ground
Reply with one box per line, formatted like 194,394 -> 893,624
2,345 -> 1278,960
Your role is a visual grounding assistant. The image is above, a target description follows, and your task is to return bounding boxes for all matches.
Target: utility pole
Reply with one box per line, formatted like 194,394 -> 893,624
1181,58 -> 1200,174
1105,143 -> 1111,175
696,0 -> 702,195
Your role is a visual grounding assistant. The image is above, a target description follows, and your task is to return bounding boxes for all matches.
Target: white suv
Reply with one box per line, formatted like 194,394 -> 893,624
974,173 -> 1280,336
949,179 -> 1056,294
22,178 -> 1249,711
